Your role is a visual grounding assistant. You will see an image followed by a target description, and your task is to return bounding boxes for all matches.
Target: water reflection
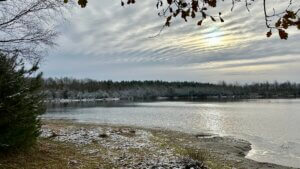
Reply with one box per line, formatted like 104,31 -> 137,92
44,99 -> 300,168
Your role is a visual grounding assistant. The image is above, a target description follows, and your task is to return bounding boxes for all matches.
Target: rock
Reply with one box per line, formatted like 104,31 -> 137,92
68,160 -> 78,166
48,131 -> 57,138
195,133 -> 214,138
99,133 -> 108,138
129,130 -> 136,134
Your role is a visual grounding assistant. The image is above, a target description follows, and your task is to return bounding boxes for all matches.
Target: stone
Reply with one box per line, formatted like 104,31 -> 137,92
99,133 -> 108,138
68,160 -> 78,166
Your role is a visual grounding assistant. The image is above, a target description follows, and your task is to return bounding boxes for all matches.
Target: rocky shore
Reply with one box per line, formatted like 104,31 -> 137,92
36,120 -> 296,169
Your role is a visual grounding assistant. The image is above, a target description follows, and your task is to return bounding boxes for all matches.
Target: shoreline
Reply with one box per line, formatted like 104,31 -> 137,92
39,119 -> 294,169
45,98 -> 300,104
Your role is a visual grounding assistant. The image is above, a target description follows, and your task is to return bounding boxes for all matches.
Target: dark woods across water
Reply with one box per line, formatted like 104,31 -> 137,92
43,78 -> 300,101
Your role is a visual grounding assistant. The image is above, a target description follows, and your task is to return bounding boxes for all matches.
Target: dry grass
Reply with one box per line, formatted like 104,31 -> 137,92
151,132 -> 234,169
0,138 -> 114,169
0,121 -> 239,169
178,147 -> 234,169
178,148 -> 208,162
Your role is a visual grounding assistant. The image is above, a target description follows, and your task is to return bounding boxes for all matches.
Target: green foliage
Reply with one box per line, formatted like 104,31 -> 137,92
0,54 -> 45,152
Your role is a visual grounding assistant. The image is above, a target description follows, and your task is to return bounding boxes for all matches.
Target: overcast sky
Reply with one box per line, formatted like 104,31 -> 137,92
41,0 -> 300,83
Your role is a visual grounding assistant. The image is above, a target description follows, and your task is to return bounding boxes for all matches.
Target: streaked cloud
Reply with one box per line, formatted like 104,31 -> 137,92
42,0 -> 300,83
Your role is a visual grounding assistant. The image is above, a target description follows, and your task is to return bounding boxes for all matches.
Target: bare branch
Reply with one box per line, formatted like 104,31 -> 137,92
0,0 -> 69,61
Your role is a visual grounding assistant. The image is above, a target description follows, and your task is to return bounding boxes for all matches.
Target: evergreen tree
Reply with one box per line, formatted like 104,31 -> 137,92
0,54 -> 45,151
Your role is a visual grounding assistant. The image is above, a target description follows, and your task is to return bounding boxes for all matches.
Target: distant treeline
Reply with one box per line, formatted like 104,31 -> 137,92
43,78 -> 300,100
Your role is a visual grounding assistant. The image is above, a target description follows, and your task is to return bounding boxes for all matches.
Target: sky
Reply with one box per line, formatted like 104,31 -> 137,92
41,0 -> 300,83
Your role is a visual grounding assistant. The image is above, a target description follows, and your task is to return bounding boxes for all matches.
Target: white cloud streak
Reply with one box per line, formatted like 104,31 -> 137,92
42,0 -> 300,83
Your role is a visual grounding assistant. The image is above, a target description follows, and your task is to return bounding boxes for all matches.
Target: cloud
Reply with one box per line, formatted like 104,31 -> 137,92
42,0 -> 300,83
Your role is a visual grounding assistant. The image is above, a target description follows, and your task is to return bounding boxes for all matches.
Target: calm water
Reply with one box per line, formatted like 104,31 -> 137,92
44,99 -> 300,168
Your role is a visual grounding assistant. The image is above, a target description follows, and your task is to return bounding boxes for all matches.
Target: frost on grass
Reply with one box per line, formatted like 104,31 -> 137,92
40,124 -> 207,169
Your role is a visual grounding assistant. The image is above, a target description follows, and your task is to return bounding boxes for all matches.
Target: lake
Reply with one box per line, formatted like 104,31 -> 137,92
44,99 -> 300,168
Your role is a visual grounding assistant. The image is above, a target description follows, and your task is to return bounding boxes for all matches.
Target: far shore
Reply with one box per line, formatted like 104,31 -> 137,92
45,97 -> 300,104
1,119 -> 294,169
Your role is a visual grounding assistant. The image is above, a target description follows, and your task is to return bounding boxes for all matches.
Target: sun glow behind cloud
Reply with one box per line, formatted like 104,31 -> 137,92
204,27 -> 223,46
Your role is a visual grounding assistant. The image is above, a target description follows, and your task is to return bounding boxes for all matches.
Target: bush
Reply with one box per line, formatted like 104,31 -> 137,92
0,54 -> 45,152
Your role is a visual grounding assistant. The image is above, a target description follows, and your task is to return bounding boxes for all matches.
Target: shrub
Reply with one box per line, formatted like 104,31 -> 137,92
0,54 -> 45,152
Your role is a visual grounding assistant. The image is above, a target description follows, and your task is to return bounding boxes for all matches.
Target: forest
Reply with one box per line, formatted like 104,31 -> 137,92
43,77 -> 300,100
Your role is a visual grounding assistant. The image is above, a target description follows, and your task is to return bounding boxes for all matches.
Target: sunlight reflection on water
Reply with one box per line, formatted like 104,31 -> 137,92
44,99 -> 300,168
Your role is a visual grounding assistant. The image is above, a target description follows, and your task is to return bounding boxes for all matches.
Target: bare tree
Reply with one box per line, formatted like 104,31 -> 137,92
0,0 -> 68,62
